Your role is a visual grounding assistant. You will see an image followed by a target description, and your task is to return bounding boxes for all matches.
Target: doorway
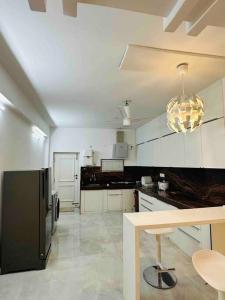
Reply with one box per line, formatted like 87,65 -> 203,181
53,153 -> 80,212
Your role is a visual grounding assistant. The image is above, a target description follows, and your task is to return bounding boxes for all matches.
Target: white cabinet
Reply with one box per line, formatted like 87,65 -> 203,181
184,128 -> 202,168
81,190 -> 103,213
199,80 -> 224,122
137,142 -> 154,166
136,116 -> 160,144
139,192 -> 174,212
107,190 -> 122,211
81,189 -> 134,213
123,189 -> 135,212
158,112 -> 171,136
136,143 -> 149,166
138,191 -> 211,256
159,133 -> 185,167
136,79 -> 225,168
201,118 -> 225,168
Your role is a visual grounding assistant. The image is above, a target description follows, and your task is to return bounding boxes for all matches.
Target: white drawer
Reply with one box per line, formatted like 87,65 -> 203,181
139,192 -> 158,210
108,190 -> 122,195
139,192 -> 176,212
179,225 -> 201,242
154,199 -> 177,211
170,228 -> 201,256
139,201 -> 153,212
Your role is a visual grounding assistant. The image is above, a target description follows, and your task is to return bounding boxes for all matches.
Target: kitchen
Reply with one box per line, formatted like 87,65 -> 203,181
0,1 -> 225,300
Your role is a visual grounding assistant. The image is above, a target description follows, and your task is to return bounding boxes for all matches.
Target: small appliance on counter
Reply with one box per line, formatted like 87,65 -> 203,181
141,176 -> 154,188
158,173 -> 169,191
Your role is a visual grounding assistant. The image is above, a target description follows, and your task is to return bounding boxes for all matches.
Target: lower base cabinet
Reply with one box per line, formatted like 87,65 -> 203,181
81,189 -> 134,213
81,190 -> 104,213
139,191 -> 211,257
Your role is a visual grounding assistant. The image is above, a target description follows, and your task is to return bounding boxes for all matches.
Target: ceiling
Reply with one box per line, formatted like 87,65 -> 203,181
1,0 -> 225,128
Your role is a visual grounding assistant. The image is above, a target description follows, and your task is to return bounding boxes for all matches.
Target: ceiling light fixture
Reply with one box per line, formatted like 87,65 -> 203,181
167,63 -> 204,133
123,117 -> 131,126
0,93 -> 12,111
32,125 -> 47,138
0,103 -> 5,111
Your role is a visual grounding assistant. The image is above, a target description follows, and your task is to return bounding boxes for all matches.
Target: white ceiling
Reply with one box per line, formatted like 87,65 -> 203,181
1,0 -> 225,128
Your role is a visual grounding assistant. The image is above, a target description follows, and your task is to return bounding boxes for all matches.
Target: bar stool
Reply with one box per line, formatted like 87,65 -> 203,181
143,228 -> 177,289
192,250 -> 225,300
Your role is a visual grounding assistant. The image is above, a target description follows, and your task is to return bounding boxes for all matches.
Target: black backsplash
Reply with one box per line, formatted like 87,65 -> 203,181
81,166 -> 225,205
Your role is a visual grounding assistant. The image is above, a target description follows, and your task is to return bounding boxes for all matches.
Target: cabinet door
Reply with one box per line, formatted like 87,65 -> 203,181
123,189 -> 134,212
81,191 -> 103,213
184,128 -> 202,168
159,133 -> 185,167
136,143 -> 145,166
201,118 -> 225,168
158,112 -> 171,136
199,80 -> 224,122
107,190 -> 122,211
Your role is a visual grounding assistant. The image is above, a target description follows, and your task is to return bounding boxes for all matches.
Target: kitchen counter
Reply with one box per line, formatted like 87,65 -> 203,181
81,183 -> 137,190
137,187 -> 225,209
123,206 -> 225,300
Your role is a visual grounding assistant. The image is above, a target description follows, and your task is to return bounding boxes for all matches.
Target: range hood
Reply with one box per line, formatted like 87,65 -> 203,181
112,131 -> 128,159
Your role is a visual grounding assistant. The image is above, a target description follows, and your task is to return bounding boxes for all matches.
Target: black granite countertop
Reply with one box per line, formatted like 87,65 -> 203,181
137,187 -> 224,209
81,183 -> 138,190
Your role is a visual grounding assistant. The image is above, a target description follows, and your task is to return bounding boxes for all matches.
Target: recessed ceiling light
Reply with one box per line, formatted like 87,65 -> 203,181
32,125 -> 47,138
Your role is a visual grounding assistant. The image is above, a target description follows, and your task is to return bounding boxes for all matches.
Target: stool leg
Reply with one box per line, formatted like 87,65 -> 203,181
156,234 -> 161,266
218,291 -> 225,300
143,233 -> 177,290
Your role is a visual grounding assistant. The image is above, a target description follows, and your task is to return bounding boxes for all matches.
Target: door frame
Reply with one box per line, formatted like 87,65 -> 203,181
53,152 -> 80,207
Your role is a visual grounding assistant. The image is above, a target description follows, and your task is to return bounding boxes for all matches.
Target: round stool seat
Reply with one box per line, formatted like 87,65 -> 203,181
192,250 -> 225,292
145,227 -> 174,235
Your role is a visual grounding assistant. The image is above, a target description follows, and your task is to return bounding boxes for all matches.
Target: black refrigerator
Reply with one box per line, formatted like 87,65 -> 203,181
1,169 -> 52,274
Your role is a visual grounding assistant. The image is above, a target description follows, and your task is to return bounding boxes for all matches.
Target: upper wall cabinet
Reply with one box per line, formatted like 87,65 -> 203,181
137,141 -> 154,166
184,128 -> 202,168
136,143 -> 145,166
136,117 -> 160,144
201,118 -> 225,168
159,133 -> 185,167
199,80 -> 224,122
158,113 -> 172,136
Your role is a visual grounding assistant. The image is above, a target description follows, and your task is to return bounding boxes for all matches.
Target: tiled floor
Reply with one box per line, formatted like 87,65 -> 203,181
0,212 -> 217,300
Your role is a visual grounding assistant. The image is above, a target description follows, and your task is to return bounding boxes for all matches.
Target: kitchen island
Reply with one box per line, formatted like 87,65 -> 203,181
123,206 -> 225,300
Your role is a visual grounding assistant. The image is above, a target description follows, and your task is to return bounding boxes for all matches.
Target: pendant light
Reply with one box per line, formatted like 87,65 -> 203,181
167,63 -> 204,133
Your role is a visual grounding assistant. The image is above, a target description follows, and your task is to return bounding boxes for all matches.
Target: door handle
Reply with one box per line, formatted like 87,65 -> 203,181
75,174 -> 78,180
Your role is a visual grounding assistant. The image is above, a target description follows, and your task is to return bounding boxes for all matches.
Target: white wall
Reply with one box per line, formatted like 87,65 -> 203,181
50,127 -> 136,167
0,63 -> 50,173
0,108 -> 49,171
0,64 -> 49,134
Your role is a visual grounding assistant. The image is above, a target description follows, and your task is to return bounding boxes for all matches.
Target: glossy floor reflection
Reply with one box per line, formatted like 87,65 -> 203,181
0,212 -> 217,300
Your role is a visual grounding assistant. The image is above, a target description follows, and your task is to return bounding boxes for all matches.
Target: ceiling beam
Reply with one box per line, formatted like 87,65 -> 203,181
28,0 -> 47,12
163,0 -> 199,32
186,0 -> 219,36
62,0 -> 77,17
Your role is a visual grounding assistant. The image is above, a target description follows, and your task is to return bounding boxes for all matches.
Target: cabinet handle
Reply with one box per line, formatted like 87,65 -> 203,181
141,204 -> 152,212
141,198 -> 153,205
192,225 -> 200,231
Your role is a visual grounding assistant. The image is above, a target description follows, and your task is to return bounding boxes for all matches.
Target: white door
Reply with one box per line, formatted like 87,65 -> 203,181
54,153 -> 79,212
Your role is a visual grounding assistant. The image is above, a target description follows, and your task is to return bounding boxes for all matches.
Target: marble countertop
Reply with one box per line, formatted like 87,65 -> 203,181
137,187 -> 224,209
81,183 -> 137,190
